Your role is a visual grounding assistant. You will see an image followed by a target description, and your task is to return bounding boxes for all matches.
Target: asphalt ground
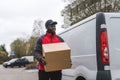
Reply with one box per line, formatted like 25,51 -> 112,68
0,65 -> 38,80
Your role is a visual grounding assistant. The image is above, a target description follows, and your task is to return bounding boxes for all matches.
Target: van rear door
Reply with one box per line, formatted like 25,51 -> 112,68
107,13 -> 120,80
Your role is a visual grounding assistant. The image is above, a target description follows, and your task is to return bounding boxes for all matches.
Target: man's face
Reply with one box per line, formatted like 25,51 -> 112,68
48,24 -> 56,33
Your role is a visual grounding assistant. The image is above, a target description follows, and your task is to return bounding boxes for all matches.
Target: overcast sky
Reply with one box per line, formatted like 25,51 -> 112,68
0,0 -> 69,52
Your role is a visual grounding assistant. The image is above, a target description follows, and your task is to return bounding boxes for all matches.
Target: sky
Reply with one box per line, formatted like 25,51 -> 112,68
0,0 -> 69,52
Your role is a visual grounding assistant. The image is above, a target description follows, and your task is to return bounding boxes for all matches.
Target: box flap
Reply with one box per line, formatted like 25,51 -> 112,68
42,42 -> 70,53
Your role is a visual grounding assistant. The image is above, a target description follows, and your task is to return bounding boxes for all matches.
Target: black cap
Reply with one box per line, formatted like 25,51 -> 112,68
45,19 -> 57,29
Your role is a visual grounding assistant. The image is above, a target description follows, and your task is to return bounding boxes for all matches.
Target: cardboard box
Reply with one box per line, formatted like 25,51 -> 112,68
42,42 -> 71,72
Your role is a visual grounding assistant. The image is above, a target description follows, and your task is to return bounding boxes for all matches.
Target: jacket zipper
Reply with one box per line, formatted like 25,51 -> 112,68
51,35 -> 53,43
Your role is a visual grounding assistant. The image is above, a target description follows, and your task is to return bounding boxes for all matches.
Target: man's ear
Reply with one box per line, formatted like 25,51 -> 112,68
46,27 -> 49,30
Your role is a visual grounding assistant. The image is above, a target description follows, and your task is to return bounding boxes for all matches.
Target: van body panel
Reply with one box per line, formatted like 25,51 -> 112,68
59,15 -> 96,56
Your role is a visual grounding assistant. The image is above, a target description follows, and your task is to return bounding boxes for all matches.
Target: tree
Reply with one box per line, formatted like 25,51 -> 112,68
25,19 -> 45,56
0,44 -> 8,63
10,38 -> 27,58
27,37 -> 38,56
0,44 -> 8,54
9,19 -> 45,58
32,19 -> 45,37
61,0 -> 120,28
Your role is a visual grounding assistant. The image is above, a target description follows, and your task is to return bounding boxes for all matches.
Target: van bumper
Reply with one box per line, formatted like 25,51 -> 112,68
97,70 -> 111,80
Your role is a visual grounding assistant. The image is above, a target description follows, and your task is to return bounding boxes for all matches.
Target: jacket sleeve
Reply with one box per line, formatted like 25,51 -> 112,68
34,37 -> 43,61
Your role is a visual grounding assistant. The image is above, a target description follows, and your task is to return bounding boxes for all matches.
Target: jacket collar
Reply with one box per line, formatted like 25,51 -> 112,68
46,32 -> 56,37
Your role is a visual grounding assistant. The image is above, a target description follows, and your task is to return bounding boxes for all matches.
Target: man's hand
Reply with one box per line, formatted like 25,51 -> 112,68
41,58 -> 46,66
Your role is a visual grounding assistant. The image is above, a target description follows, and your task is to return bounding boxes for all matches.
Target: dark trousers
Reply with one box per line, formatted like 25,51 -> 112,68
38,70 -> 62,80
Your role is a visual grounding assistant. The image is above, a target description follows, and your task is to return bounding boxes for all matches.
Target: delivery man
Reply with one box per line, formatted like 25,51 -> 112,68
34,19 -> 64,80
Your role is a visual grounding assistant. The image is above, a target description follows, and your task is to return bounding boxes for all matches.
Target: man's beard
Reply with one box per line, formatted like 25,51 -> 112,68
47,29 -> 55,35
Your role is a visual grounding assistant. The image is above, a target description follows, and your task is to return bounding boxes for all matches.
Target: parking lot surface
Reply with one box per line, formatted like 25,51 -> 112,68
0,65 -> 38,80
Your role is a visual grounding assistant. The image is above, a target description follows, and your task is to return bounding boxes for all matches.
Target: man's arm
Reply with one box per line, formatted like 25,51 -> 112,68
34,37 -> 43,61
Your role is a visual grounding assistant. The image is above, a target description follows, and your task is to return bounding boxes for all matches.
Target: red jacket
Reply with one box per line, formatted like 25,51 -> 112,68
34,32 -> 64,70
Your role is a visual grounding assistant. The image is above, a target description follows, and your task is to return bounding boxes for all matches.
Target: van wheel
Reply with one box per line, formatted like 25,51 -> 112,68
76,76 -> 86,80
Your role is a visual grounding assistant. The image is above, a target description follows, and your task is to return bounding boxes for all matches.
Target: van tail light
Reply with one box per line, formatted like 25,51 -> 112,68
100,30 -> 109,63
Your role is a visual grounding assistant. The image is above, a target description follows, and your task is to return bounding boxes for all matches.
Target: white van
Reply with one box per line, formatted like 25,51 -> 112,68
59,12 -> 120,80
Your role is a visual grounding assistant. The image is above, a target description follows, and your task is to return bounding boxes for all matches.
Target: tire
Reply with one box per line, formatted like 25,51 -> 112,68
76,76 -> 86,80
23,64 -> 26,67
11,65 -> 14,68
5,66 -> 7,68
